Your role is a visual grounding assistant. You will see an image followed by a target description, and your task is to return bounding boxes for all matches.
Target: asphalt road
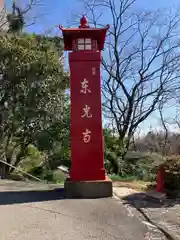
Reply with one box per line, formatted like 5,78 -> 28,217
0,180 -> 158,240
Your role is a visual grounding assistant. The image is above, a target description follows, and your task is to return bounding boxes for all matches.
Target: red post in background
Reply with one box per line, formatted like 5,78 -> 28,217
60,17 -> 110,182
156,164 -> 165,193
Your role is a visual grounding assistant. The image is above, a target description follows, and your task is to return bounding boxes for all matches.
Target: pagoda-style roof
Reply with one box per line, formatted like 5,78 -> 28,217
59,16 -> 109,51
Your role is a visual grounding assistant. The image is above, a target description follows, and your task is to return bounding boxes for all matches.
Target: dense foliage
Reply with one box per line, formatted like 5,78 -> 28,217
104,129 -> 161,181
0,33 -> 70,178
163,156 -> 180,194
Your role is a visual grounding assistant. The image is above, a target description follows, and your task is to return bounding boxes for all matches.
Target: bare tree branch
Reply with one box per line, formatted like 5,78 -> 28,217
82,0 -> 180,160
158,98 -> 170,156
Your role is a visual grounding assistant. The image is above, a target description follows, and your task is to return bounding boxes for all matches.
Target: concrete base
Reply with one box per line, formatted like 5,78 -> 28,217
64,177 -> 113,198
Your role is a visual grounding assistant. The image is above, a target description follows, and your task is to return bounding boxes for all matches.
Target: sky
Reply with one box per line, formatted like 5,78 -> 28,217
5,0 -> 180,33
5,0 -> 180,134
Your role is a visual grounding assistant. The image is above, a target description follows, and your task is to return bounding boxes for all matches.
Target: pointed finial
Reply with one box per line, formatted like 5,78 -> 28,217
79,15 -> 89,28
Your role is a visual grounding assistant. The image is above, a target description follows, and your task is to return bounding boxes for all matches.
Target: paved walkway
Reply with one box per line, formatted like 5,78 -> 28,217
0,180 -> 165,240
114,187 -> 180,240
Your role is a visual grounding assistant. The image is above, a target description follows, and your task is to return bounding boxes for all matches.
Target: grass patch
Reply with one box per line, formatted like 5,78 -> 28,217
110,174 -> 137,182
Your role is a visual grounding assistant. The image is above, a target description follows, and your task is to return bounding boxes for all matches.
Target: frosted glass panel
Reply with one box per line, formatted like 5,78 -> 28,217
85,38 -> 91,44
78,44 -> 84,50
85,44 -> 91,50
78,39 -> 84,44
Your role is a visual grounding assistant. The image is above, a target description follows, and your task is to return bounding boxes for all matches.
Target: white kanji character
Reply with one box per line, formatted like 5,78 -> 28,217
92,67 -> 96,76
83,129 -> 92,143
81,105 -> 92,118
80,78 -> 91,94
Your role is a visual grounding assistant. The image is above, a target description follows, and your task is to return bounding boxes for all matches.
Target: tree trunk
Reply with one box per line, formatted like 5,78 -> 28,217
0,162 -> 10,179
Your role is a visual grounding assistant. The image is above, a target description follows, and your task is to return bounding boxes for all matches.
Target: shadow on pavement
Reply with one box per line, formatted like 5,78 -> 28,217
0,188 -> 65,205
0,188 -> 108,205
122,192 -> 180,208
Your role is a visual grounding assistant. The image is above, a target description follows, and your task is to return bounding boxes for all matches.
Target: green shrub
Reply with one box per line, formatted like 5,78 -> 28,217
164,156 -> 180,191
53,169 -> 66,183
28,166 -> 52,181
20,145 -> 45,171
104,127 -> 162,181
105,151 -> 160,181
27,166 -> 66,183
42,170 -> 54,182
28,166 -> 44,177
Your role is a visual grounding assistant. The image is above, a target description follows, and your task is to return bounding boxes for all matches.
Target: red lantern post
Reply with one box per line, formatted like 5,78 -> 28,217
156,164 -> 165,193
59,17 -> 112,198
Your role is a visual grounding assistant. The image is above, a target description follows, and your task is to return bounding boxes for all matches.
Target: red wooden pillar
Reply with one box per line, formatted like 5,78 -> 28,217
69,50 -> 105,181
